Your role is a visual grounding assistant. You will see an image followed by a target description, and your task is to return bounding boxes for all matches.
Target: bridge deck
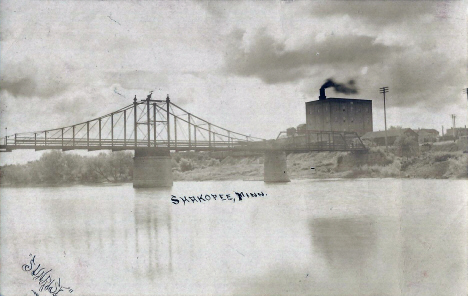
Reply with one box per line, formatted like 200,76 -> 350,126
0,98 -> 368,154
0,141 -> 367,153
0,131 -> 368,153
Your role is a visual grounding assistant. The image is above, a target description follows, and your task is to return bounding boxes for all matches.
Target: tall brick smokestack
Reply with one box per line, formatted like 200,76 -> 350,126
319,78 -> 358,100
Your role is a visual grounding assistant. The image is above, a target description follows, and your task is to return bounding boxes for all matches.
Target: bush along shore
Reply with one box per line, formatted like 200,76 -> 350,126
0,143 -> 467,186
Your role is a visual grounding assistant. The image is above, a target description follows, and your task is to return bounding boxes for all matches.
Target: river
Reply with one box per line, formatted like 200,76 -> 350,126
1,179 -> 467,296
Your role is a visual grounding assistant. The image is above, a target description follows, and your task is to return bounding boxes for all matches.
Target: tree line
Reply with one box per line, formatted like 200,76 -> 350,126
0,151 -> 134,185
0,150 -> 223,186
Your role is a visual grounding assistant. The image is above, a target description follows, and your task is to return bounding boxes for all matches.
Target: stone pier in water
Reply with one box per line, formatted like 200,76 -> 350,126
264,150 -> 290,182
133,148 -> 173,188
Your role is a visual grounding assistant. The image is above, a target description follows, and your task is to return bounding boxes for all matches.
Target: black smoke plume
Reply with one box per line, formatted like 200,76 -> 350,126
320,78 -> 358,95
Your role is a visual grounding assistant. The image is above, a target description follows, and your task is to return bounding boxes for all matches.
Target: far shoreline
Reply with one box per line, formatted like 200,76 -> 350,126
1,175 -> 467,189
1,145 -> 467,187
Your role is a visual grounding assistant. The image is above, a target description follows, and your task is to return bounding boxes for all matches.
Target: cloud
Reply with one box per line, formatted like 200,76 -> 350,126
195,0 -> 246,18
0,59 -> 71,98
308,1 -> 438,25
224,28 -> 400,84
104,70 -> 169,91
195,0 -> 228,18
0,77 -> 38,97
382,49 -> 466,108
301,46 -> 466,110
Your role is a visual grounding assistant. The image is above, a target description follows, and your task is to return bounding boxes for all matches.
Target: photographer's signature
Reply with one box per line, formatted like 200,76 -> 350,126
22,254 -> 73,296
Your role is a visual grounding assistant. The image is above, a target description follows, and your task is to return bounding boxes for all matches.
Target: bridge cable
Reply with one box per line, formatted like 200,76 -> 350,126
112,111 -> 125,140
170,101 -> 264,141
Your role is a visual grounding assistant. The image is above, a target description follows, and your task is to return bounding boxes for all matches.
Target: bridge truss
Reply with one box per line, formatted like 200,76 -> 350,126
0,94 -> 367,153
0,95 -> 264,152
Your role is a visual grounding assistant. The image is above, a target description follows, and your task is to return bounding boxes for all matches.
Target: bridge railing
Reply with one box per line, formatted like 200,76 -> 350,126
2,131 -> 367,152
278,130 -> 367,151
1,96 -> 265,152
2,136 -> 260,150
0,96 -> 367,153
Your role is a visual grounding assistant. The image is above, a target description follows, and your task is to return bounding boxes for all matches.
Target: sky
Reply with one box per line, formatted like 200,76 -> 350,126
0,0 -> 467,165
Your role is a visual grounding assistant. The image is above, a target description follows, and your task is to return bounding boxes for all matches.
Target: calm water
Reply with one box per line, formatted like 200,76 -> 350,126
1,179 -> 467,296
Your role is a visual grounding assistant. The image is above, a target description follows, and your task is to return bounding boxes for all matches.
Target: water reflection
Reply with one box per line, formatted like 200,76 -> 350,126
1,180 -> 465,296
40,188 -> 175,281
308,216 -> 401,295
310,217 -> 377,267
231,216 -> 398,296
133,189 -> 173,279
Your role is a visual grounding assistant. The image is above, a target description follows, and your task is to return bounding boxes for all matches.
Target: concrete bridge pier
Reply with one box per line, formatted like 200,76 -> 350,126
264,150 -> 290,182
133,148 -> 173,188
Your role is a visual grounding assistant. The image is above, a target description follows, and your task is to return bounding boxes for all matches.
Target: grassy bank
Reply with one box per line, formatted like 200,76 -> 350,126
173,148 -> 468,181
1,145 -> 467,186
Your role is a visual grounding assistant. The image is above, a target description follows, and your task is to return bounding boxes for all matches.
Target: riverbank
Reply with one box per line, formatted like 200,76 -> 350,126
174,149 -> 468,181
1,147 -> 467,186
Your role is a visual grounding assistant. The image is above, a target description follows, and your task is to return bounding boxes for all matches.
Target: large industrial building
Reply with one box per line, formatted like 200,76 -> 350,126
305,90 -> 373,136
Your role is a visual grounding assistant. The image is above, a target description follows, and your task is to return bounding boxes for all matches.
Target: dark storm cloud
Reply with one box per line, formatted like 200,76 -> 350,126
224,28 -> 400,84
302,47 -> 466,109
0,61 -> 70,98
308,1 -> 437,25
0,77 -> 38,97
382,49 -> 466,108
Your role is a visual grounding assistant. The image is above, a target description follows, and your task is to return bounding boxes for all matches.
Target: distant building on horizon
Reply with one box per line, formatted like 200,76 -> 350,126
305,97 -> 373,136
446,127 -> 468,138
361,128 -> 418,146
417,128 -> 439,144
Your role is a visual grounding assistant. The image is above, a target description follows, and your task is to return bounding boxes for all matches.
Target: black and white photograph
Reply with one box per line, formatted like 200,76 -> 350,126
0,1 -> 467,295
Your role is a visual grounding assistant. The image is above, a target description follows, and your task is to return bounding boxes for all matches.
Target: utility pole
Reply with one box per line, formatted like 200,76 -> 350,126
380,87 -> 389,153
451,114 -> 456,139
166,94 -> 170,148
134,96 -> 138,148
464,89 -> 468,137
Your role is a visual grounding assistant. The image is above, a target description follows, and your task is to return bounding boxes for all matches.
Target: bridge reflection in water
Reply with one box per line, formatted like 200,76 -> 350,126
1,179 -> 466,295
35,187 -> 176,281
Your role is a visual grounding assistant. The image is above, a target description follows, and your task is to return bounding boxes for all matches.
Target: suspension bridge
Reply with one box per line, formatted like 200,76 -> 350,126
0,93 -> 367,187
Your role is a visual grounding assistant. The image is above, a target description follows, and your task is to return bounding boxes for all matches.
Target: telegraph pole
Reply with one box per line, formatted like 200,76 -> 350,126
451,114 -> 456,139
380,87 -> 389,153
465,89 -> 468,137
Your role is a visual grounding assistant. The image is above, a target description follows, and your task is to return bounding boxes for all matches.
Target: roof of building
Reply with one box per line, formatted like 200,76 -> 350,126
362,128 -> 417,139
306,97 -> 372,104
418,129 -> 439,135
446,127 -> 468,131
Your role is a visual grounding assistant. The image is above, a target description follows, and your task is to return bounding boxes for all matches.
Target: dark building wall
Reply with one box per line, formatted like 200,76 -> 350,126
446,128 -> 468,138
305,98 -> 373,136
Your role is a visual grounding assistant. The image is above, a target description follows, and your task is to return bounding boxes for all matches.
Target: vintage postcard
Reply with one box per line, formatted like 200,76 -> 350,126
0,1 -> 467,296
